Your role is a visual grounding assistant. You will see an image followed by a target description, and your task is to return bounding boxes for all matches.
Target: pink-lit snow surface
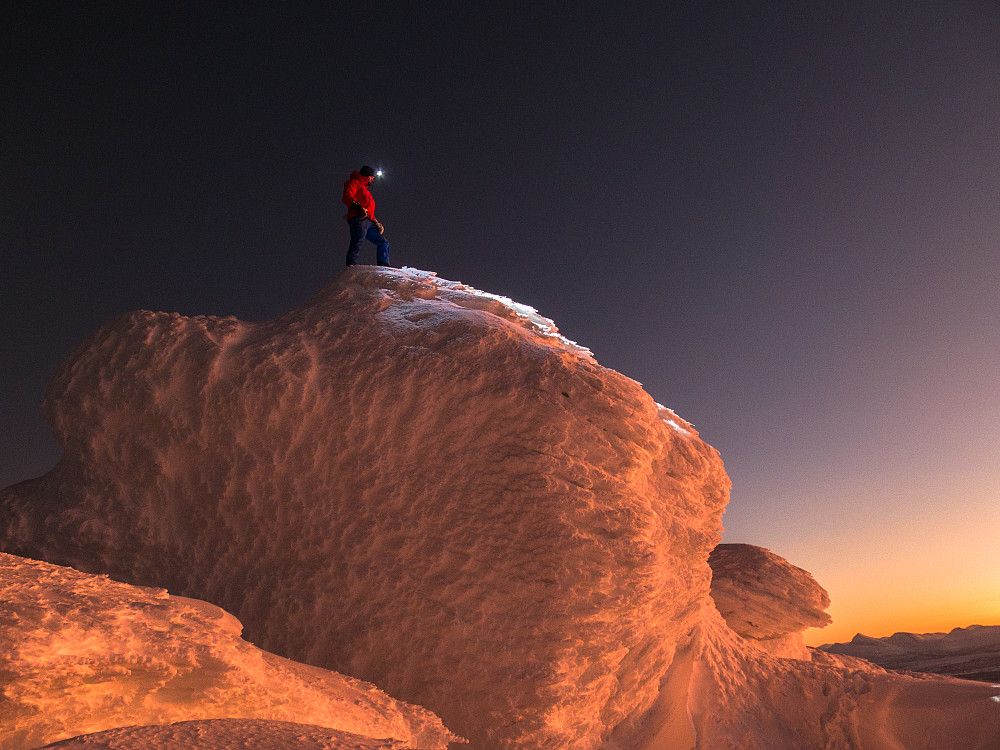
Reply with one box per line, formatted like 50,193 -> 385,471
0,553 -> 456,750
39,719 -> 421,749
2,266 -> 999,748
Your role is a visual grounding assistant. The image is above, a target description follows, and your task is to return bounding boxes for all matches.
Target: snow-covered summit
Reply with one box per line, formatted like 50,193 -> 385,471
353,266 -> 595,358
2,266 -> 999,748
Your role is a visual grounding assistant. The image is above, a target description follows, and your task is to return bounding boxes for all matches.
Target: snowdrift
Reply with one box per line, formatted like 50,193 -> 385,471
0,552 -> 456,750
687,603 -> 1000,750
2,266 -> 999,748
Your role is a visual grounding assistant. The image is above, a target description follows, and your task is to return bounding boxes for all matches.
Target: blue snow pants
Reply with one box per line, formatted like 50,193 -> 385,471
346,217 -> 390,266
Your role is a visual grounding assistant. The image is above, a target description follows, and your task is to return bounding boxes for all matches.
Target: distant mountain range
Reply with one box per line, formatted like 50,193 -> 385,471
819,625 -> 1000,682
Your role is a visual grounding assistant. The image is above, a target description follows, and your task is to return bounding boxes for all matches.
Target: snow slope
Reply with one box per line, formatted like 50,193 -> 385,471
0,552 -> 456,750
687,603 -> 1000,750
2,266 -> 999,748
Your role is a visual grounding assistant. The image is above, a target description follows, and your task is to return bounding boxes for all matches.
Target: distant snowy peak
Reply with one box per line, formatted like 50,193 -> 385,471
821,624 -> 1000,683
828,624 -> 1000,656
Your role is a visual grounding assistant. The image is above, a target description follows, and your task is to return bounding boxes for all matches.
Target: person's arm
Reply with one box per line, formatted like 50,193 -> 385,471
342,179 -> 368,217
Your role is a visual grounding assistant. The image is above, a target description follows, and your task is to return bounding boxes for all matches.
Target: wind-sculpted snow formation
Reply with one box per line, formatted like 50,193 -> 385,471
3,266 -> 999,749
708,543 -> 832,659
0,552 -> 456,750
0,267 -> 728,747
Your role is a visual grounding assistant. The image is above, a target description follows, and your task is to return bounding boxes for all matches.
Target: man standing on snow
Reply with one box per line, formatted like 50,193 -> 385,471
343,165 -> 391,267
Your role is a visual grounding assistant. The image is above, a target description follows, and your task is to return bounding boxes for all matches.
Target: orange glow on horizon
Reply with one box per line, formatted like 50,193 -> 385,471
730,467 -> 1000,649
805,565 -> 1000,646
805,605 -> 1000,646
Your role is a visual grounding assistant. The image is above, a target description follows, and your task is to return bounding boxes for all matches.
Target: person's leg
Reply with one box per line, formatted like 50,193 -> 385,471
346,218 -> 370,266
366,223 -> 391,266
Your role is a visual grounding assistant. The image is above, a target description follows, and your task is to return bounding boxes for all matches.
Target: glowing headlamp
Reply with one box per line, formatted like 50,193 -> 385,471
376,170 -> 384,177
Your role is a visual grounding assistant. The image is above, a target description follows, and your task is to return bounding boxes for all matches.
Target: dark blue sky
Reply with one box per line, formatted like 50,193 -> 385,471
3,2 -> 1000,639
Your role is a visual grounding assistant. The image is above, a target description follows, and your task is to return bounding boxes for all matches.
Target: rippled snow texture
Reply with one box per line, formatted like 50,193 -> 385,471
39,719 -> 420,750
0,553 -> 456,750
689,603 -> 1000,750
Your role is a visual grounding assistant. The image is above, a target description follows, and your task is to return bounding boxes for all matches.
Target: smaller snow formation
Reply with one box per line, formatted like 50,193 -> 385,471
0,553 -> 457,750
708,543 -> 831,660
821,624 -> 1000,683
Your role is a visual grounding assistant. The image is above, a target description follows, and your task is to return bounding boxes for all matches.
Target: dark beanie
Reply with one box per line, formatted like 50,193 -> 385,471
359,165 -> 376,176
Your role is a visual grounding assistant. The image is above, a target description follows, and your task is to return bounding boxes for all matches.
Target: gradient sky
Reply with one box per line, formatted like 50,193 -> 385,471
3,3 -> 999,645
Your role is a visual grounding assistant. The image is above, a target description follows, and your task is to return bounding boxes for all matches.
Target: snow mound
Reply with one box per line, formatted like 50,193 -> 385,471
40,718 -> 422,749
0,553 -> 457,750
0,266 -> 728,748
708,543 -> 831,659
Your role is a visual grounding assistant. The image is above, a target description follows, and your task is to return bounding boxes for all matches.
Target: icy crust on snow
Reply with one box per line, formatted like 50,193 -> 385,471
40,719 -> 421,749
0,553 -> 457,750
0,266 -> 729,748
708,543 -> 831,660
387,268 -> 594,358
363,267 -> 594,360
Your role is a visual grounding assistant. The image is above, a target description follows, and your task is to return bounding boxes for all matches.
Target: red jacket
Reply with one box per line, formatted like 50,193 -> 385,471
342,172 -> 376,221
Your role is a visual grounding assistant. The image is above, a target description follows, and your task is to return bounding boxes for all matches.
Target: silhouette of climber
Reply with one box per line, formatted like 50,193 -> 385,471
343,165 -> 390,267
